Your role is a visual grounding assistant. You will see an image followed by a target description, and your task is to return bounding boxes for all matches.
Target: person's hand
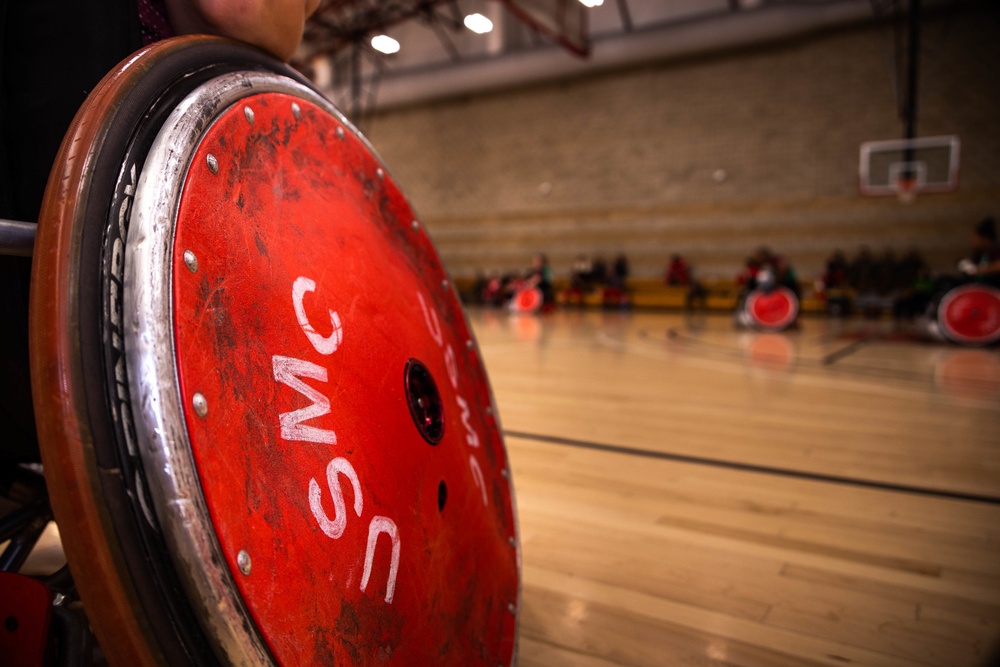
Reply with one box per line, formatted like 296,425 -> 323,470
165,0 -> 321,61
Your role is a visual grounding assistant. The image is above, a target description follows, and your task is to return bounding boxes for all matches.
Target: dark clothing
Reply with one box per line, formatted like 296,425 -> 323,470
848,251 -> 877,293
824,254 -> 849,289
1,0 -> 143,222
137,0 -> 175,45
1,0 -> 146,460
608,255 -> 629,289
527,266 -> 554,305
972,243 -> 1000,272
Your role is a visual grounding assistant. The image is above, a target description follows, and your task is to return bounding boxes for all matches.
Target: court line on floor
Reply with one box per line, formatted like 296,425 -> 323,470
821,337 -> 871,365
504,430 -> 1000,506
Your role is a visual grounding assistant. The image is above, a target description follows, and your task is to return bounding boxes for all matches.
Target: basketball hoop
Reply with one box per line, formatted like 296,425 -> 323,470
896,175 -> 917,204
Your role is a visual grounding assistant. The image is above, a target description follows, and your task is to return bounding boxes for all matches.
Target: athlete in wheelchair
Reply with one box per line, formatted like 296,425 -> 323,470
916,217 -> 1000,347
734,249 -> 800,332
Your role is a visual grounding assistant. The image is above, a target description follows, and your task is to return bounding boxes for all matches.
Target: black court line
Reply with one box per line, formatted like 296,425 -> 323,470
822,337 -> 870,365
504,430 -> 1000,506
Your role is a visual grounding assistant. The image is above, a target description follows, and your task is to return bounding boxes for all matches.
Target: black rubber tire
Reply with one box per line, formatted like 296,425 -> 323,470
70,39 -> 317,665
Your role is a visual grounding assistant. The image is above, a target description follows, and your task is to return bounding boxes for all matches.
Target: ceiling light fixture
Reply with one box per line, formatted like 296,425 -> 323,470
464,13 -> 494,34
371,34 -> 400,54
578,0 -> 604,7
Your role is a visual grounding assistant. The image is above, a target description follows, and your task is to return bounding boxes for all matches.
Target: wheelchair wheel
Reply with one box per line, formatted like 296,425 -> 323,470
937,284 -> 1000,346
31,36 -> 519,666
510,286 -> 543,314
743,286 -> 799,332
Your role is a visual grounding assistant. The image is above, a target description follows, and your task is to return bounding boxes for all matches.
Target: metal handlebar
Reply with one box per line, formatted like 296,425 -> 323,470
0,218 -> 37,257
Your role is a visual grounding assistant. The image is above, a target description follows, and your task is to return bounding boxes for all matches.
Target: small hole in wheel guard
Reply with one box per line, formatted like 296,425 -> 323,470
438,480 -> 448,512
405,359 -> 444,444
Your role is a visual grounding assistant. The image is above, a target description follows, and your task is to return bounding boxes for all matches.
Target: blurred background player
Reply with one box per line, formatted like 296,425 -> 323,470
523,252 -> 554,309
959,216 -> 1000,282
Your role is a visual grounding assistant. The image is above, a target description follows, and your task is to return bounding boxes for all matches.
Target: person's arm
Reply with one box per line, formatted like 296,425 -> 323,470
164,0 -> 320,61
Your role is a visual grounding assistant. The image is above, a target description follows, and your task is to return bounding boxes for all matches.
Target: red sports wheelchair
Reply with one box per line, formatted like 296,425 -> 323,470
734,286 -> 800,332
0,37 -> 519,666
919,282 -> 1000,347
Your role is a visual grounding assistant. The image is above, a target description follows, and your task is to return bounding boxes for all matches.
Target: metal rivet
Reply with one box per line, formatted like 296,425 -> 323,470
376,167 -> 384,180
411,220 -> 420,231
244,106 -> 255,124
507,602 -> 516,615
336,126 -> 345,140
237,550 -> 252,575
486,406 -> 494,416
291,102 -> 301,120
183,250 -> 198,273
501,468 -> 509,479
206,154 -> 219,175
508,536 -> 516,547
193,393 -> 208,418
441,279 -> 449,290
466,339 -> 474,349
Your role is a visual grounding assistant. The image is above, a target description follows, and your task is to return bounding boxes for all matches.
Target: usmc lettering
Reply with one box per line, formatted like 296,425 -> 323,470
417,290 -> 489,506
272,275 -> 400,604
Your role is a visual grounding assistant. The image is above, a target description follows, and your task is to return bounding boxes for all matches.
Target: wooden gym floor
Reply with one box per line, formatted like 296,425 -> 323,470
471,308 -> 1000,667
17,308 -> 999,665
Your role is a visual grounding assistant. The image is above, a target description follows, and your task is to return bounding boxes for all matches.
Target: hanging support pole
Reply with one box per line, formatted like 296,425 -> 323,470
901,0 -> 921,178
903,0 -> 920,142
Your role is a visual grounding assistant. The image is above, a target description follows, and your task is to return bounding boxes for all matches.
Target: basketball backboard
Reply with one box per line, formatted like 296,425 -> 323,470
859,135 -> 960,201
